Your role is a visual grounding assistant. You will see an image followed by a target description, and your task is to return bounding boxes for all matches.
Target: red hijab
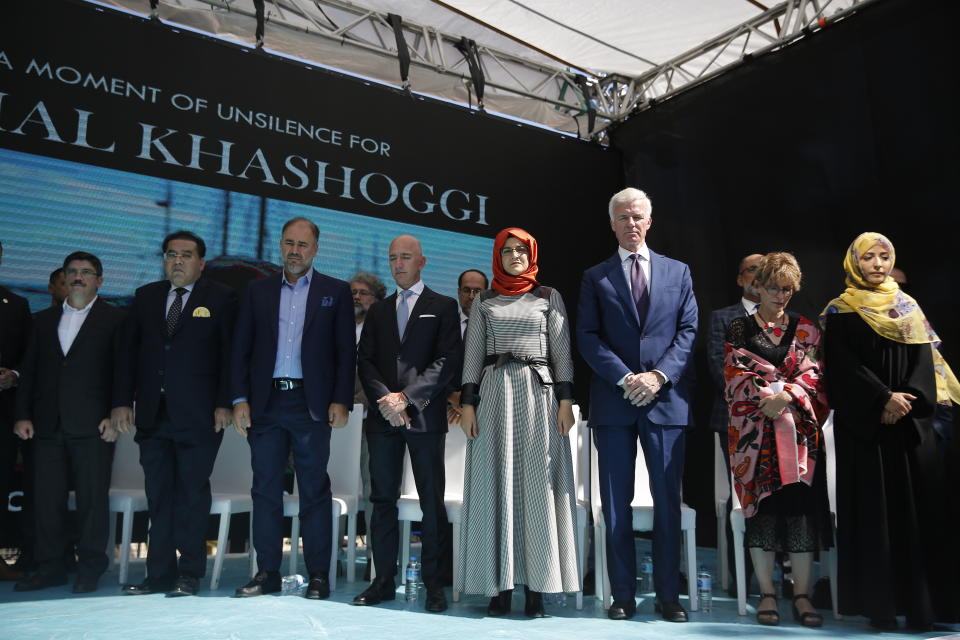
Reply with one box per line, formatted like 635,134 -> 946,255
492,227 -> 539,296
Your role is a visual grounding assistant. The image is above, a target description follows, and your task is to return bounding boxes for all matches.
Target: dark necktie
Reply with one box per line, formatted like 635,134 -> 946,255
630,254 -> 650,325
166,287 -> 186,337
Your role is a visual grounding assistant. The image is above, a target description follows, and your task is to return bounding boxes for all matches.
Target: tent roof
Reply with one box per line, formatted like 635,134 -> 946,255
93,0 -> 871,138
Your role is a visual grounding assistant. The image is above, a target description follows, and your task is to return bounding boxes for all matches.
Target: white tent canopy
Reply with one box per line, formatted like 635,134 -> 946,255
93,0 -> 871,137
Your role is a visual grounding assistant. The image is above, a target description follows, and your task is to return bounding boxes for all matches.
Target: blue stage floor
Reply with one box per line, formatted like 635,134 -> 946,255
2,547 -> 958,640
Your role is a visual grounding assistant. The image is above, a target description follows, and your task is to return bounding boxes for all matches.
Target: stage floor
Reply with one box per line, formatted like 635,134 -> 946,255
2,545 -> 957,640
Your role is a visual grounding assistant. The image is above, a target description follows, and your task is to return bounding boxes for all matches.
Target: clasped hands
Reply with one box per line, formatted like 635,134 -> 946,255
622,372 -> 663,407
0,367 -> 18,391
881,391 -> 916,425
757,390 -> 792,419
377,392 -> 411,428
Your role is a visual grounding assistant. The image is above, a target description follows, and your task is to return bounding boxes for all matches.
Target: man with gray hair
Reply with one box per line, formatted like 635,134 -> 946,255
577,187 -> 698,622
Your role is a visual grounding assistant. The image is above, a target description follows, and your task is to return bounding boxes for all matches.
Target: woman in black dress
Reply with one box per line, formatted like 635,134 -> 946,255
822,232 -> 960,631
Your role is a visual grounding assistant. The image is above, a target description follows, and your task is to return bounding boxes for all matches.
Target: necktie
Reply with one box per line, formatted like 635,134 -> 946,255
397,289 -> 412,338
166,287 -> 186,336
630,254 -> 650,326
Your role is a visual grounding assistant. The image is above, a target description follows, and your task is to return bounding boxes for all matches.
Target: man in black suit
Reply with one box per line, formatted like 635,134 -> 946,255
112,231 -> 238,597
13,251 -> 125,593
47,268 -> 67,309
231,217 -> 354,600
0,240 -> 33,581
354,234 -> 461,613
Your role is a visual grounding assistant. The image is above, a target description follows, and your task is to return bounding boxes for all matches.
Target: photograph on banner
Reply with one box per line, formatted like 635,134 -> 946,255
0,147 -> 492,312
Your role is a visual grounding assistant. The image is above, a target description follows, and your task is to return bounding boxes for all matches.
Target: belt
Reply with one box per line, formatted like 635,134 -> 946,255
273,378 -> 304,391
484,353 -> 548,369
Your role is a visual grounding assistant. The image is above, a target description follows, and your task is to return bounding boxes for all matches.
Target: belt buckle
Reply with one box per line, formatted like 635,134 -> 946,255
278,379 -> 291,391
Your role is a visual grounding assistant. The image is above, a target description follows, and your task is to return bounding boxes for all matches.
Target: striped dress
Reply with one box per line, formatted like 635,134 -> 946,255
456,287 -> 580,596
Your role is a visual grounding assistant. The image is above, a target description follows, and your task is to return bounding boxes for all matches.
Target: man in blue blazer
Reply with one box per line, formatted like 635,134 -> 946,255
113,230 -> 238,597
577,188 -> 698,622
231,217 -> 355,600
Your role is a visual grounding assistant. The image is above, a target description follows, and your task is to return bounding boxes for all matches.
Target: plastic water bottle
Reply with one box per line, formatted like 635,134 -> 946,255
696,565 -> 712,612
281,574 -> 305,595
639,553 -> 654,593
405,557 -> 421,603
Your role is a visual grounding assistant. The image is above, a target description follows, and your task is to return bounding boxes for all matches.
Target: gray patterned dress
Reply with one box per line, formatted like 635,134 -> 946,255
456,287 -> 580,596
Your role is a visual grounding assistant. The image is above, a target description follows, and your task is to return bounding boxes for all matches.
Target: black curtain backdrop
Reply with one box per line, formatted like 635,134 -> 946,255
609,0 -> 960,546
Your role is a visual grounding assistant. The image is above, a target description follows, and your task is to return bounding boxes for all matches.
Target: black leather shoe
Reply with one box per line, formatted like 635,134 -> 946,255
655,600 -> 688,622
487,589 -> 513,616
607,599 -> 637,620
425,586 -> 448,612
122,579 -> 174,595
72,577 -> 99,594
166,575 -> 199,597
13,571 -> 68,592
352,577 -> 396,606
234,571 -> 281,598
524,586 -> 545,618
305,574 -> 330,600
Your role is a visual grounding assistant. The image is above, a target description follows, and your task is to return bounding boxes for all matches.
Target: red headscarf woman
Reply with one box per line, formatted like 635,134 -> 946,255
491,227 -> 539,296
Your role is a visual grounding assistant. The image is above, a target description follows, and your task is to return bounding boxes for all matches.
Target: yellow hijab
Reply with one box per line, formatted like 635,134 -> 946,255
821,232 -> 960,405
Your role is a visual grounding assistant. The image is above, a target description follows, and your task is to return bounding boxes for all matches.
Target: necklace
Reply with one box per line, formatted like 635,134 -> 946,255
756,309 -> 787,338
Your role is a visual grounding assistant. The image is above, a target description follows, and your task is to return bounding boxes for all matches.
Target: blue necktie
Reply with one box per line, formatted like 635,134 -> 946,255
397,289 -> 412,338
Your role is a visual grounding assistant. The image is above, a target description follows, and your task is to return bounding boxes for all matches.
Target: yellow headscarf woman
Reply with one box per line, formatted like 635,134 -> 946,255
821,231 -> 960,405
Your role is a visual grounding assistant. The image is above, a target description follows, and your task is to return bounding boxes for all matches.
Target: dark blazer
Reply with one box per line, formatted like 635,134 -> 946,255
577,249 -> 698,426
231,269 -> 355,421
16,298 -> 125,438
357,285 -> 461,434
114,278 -> 238,443
0,285 -> 32,423
706,302 -> 748,434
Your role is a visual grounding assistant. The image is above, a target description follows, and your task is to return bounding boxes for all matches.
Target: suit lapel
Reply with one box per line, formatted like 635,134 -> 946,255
174,279 -> 206,336
401,287 -> 433,344
64,299 -> 102,356
303,269 -> 322,332
384,292 -> 401,345
605,253 -> 641,329
645,250 -> 664,329
50,306 -> 66,359
265,273 -> 283,346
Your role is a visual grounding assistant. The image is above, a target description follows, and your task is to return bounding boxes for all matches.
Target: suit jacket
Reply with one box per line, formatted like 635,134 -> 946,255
231,269 -> 355,422
113,278 -> 238,443
0,285 -> 32,424
357,285 -> 461,434
577,249 -> 698,426
706,302 -> 747,434
16,298 -> 126,438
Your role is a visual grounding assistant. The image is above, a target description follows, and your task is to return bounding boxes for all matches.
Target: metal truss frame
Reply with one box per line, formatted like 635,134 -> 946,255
128,0 -> 877,140
589,0 -> 876,139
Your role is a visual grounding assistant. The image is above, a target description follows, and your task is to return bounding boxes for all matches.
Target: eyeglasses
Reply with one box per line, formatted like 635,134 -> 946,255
764,285 -> 795,297
65,267 -> 98,278
351,289 -> 374,297
459,286 -> 483,296
500,246 -> 530,257
163,250 -> 196,261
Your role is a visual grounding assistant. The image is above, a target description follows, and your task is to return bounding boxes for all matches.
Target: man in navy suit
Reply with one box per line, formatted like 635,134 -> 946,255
113,230 -> 238,597
231,217 -> 354,600
577,188 -> 698,622
354,235 -> 461,613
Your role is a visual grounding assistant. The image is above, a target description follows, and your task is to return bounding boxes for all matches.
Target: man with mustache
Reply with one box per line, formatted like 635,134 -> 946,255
231,217 -> 355,600
13,251 -> 125,593
113,230 -> 238,597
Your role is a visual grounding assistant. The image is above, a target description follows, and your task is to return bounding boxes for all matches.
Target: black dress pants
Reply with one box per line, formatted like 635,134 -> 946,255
33,433 -> 112,580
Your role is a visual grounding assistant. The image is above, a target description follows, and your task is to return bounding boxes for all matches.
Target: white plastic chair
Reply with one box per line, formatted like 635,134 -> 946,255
208,427 -> 254,590
714,432 -> 732,594
396,423 -> 467,599
106,432 -> 149,584
591,433 -> 699,611
568,405 -> 589,610
287,403 -> 363,588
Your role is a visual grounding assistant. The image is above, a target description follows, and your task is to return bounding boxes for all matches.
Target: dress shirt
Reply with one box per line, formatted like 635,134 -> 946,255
394,279 -> 425,324
618,244 -> 651,292
164,281 -> 195,316
58,296 -> 98,354
459,310 -> 469,339
273,269 -> 312,379
355,320 -> 364,345
741,297 -> 759,316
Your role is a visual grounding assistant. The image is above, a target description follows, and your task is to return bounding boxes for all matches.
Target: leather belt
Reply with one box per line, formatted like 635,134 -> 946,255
484,353 -> 548,369
273,378 -> 304,391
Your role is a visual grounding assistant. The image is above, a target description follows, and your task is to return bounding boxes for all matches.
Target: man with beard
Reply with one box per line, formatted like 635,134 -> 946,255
231,217 -> 355,600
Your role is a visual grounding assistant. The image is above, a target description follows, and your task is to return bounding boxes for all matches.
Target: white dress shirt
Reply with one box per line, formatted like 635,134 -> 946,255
355,320 -> 364,345
58,296 -> 97,354
459,310 -> 469,338
740,297 -> 759,316
164,281 -> 195,316
394,279 -> 425,323
618,244 -> 652,291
